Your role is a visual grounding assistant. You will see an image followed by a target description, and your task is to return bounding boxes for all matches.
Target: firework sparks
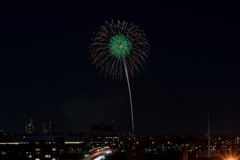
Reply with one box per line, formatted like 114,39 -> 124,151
89,20 -> 150,135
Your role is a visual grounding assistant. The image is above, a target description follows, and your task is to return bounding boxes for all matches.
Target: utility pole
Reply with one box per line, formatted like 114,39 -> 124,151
208,113 -> 211,157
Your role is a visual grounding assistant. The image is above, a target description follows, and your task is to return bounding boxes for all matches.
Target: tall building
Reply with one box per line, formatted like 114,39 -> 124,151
43,121 -> 52,135
25,119 -> 36,135
91,121 -> 115,147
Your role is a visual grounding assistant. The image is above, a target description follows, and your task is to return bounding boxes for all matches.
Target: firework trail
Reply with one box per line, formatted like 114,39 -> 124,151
123,59 -> 134,134
89,20 -> 149,135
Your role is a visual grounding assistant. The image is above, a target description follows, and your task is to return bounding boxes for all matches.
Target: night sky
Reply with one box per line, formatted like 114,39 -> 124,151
0,1 -> 240,135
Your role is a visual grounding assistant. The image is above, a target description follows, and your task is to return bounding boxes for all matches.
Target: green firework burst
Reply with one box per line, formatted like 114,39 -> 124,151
90,20 -> 149,80
108,34 -> 132,59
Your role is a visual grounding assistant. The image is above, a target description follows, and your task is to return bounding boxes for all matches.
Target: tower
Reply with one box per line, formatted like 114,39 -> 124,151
25,119 -> 36,135
43,121 -> 52,135
208,113 -> 211,157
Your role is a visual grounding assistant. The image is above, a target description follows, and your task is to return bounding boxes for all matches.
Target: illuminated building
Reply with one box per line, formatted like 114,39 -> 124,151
25,119 -> 36,135
91,121 -> 115,147
25,139 -> 61,160
43,121 -> 52,135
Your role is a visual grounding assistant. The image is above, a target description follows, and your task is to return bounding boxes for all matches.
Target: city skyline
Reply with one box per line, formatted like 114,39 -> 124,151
0,1 -> 240,135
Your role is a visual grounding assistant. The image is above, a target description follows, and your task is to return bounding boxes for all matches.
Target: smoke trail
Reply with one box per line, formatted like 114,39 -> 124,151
123,59 -> 134,135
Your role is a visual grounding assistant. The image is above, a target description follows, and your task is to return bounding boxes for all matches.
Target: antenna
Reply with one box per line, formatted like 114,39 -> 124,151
208,113 -> 211,157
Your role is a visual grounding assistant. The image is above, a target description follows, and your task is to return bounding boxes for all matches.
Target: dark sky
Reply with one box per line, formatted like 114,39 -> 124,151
0,1 -> 240,135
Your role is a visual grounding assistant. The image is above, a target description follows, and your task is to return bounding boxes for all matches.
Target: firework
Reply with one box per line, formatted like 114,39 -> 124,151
89,20 -> 150,135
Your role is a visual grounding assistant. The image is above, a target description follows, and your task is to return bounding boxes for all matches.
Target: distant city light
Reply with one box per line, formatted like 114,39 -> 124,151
44,155 -> 51,158
64,142 -> 83,144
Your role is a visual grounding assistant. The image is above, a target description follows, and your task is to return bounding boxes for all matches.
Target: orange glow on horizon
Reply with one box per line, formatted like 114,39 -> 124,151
218,150 -> 240,160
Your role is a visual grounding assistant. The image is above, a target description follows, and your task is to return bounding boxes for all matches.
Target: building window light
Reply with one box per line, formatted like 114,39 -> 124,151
44,155 -> 51,158
52,148 -> 56,151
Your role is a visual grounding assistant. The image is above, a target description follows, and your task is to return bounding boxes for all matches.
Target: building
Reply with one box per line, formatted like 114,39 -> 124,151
25,119 -> 36,135
25,138 -> 63,160
43,121 -> 52,135
90,121 -> 116,148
